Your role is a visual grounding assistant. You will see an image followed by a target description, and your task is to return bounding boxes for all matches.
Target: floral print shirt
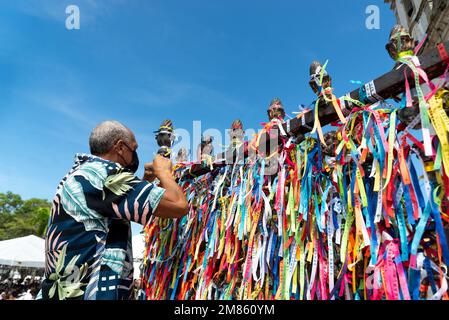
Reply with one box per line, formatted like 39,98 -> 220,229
39,154 -> 165,300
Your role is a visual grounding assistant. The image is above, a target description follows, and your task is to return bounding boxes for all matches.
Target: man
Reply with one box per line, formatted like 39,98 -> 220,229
39,120 -> 188,300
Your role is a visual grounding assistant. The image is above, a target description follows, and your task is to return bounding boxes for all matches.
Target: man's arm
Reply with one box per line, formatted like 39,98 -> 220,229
145,155 -> 189,219
153,172 -> 189,219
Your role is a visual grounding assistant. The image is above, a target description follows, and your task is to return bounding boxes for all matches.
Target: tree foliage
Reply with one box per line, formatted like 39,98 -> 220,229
0,191 -> 51,240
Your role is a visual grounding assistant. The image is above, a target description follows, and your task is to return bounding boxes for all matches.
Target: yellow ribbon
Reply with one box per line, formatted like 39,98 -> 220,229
428,90 -> 449,172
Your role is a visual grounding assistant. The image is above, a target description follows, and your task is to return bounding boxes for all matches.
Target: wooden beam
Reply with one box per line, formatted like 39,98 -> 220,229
181,40 -> 449,179
286,40 -> 449,137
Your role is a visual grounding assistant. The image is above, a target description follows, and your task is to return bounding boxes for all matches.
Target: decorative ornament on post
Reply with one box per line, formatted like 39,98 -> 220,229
226,119 -> 246,165
309,60 -> 344,147
229,119 -> 245,147
385,24 -> 416,62
154,119 -> 175,159
197,135 -> 214,162
309,60 -> 332,96
386,25 -> 421,129
175,147 -> 188,163
267,97 -> 286,121
322,131 -> 338,158
264,98 -> 286,177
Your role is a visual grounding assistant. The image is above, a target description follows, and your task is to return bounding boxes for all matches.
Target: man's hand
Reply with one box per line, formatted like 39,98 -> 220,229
152,154 -> 173,177
143,155 -> 172,182
143,163 -> 157,183
150,154 -> 189,219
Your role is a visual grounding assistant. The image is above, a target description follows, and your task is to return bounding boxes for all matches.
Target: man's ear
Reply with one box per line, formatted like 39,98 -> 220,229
114,139 -> 125,155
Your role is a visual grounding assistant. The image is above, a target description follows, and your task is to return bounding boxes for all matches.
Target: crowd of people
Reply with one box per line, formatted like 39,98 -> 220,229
0,273 -> 147,300
0,274 -> 42,300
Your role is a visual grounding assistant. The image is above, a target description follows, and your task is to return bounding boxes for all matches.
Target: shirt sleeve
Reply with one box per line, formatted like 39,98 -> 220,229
80,175 -> 166,226
107,180 -> 166,225
78,164 -> 166,225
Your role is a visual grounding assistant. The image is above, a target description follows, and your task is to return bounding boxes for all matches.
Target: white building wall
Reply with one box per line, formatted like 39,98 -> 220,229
394,0 -> 410,30
388,0 -> 449,49
412,0 -> 428,42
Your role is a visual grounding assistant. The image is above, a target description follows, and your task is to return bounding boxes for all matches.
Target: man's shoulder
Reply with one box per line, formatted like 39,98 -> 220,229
76,153 -> 118,168
55,154 -> 121,215
73,154 -> 123,181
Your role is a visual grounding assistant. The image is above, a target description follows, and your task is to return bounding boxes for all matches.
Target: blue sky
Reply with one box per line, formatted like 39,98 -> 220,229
0,0 -> 397,234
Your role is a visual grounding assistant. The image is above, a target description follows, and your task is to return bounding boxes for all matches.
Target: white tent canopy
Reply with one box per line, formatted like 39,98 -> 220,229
132,233 -> 145,279
132,233 -> 145,260
0,233 -> 147,276
0,235 -> 45,268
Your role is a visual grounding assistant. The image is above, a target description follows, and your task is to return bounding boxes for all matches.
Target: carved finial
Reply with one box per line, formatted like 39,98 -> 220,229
175,147 -> 188,163
385,24 -> 416,60
197,135 -> 214,161
229,119 -> 244,146
155,119 -> 175,158
309,60 -> 331,94
267,97 -> 286,121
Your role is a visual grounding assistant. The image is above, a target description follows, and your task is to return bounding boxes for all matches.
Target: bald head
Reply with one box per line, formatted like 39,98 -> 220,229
89,120 -> 134,156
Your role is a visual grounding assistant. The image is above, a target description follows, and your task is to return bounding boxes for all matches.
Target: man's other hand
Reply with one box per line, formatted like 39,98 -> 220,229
152,155 -> 173,177
151,155 -> 188,219
143,163 -> 157,182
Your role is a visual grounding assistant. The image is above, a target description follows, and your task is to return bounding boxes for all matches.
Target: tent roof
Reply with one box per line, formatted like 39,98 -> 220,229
0,233 -> 146,271
132,233 -> 145,279
0,235 -> 45,268
132,233 -> 145,261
